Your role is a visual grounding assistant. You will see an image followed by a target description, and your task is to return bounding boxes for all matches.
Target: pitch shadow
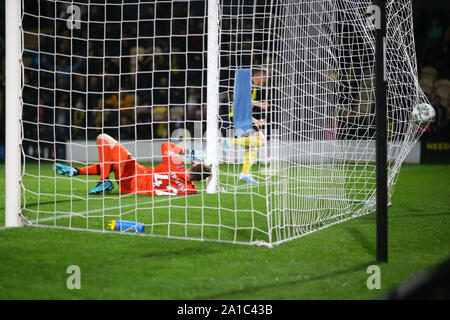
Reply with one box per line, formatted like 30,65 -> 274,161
200,262 -> 375,299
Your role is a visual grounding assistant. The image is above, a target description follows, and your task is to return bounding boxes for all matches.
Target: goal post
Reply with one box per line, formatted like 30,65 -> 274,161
9,0 -> 432,247
206,0 -> 220,194
5,0 -> 22,227
374,0 -> 388,262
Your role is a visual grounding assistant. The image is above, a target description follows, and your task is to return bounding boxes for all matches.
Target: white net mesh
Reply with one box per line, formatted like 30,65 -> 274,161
20,0 -> 428,246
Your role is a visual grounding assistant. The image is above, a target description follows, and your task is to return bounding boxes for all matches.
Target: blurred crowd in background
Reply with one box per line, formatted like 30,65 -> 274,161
19,1 -> 209,160
0,1 -> 449,160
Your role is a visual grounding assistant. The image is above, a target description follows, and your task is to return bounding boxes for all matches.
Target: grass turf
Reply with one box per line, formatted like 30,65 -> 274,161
0,163 -> 449,299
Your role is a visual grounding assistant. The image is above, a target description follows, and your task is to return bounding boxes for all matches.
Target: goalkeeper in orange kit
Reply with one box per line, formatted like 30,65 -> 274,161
53,133 -> 211,195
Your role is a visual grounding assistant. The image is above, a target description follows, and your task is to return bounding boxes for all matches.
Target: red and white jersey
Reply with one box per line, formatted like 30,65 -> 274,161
135,142 -> 197,196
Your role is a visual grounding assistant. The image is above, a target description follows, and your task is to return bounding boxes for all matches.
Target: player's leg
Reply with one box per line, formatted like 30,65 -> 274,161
90,133 -> 139,194
223,127 -> 264,156
223,121 -> 265,153
230,133 -> 264,148
52,134 -> 136,194
240,131 -> 265,184
95,133 -> 119,180
54,133 -> 119,177
94,133 -> 140,194
77,163 -> 101,176
86,134 -> 118,193
67,133 -> 117,179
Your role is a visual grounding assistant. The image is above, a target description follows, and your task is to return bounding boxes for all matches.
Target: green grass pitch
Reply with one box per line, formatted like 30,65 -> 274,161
0,162 -> 449,299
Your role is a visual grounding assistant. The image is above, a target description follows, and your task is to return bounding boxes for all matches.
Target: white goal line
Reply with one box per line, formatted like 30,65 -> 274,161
27,182 -> 261,224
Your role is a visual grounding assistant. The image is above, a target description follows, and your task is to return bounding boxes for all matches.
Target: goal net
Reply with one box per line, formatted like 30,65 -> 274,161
15,0 -> 428,246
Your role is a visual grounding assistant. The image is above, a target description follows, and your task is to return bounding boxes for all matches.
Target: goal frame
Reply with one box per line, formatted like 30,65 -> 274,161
3,0 -> 223,224
5,0 -> 23,227
4,0 -> 390,260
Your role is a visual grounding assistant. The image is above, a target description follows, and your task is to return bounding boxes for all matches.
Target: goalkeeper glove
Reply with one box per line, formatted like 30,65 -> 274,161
53,163 -> 79,177
186,149 -> 207,162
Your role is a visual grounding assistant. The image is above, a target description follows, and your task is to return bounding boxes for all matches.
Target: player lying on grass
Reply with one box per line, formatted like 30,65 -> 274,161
53,133 -> 211,195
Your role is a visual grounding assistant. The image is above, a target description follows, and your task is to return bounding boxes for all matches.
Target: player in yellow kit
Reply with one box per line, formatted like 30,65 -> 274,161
225,69 -> 268,184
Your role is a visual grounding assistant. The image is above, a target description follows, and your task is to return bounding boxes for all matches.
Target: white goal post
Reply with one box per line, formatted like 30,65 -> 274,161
5,0 -> 22,227
5,0 -> 431,247
206,0 -> 220,194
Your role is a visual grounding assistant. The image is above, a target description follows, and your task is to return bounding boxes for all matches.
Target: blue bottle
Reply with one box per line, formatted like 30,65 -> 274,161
108,220 -> 145,232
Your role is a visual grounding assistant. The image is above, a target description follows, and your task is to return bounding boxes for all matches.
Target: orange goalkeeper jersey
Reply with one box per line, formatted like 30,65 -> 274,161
117,142 -> 197,196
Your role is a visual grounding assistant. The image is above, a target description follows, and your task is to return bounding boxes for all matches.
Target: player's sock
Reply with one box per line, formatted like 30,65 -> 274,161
77,163 -> 111,180
99,163 -> 112,180
242,149 -> 258,175
231,136 -> 263,148
97,145 -> 114,180
77,164 -> 101,175
53,163 -> 80,177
